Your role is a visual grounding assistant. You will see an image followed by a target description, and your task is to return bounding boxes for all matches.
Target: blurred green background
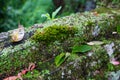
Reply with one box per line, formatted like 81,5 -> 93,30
0,0 -> 119,32
0,0 -> 55,32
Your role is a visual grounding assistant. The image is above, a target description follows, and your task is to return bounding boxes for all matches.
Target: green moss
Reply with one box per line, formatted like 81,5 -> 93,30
94,7 -> 112,13
94,7 -> 120,14
32,25 -> 78,44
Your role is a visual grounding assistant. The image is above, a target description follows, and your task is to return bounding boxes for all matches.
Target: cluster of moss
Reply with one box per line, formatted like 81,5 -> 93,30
32,25 -> 78,44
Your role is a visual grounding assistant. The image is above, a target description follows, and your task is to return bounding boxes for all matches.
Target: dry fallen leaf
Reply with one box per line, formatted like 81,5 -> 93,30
11,24 -> 25,42
112,32 -> 117,34
87,41 -> 104,45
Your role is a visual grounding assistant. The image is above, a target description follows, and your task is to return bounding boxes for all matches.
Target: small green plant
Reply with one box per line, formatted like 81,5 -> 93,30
54,44 -> 91,67
41,6 -> 62,20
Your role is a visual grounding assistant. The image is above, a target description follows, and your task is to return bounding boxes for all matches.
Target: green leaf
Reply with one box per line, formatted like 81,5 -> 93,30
41,13 -> 51,20
72,45 -> 92,53
52,6 -> 62,19
55,53 -> 66,67
55,52 -> 70,67
117,25 -> 120,34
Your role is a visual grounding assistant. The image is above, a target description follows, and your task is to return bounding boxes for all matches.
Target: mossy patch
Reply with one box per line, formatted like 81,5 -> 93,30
32,25 -> 78,44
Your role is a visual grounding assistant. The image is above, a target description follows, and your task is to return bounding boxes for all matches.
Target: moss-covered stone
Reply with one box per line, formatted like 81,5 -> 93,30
1,8 -> 120,80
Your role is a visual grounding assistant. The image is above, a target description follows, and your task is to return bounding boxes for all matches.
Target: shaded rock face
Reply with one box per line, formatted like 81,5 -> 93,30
1,9 -> 120,80
52,0 -> 65,8
0,32 -> 9,42
85,0 -> 96,11
53,0 -> 97,13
